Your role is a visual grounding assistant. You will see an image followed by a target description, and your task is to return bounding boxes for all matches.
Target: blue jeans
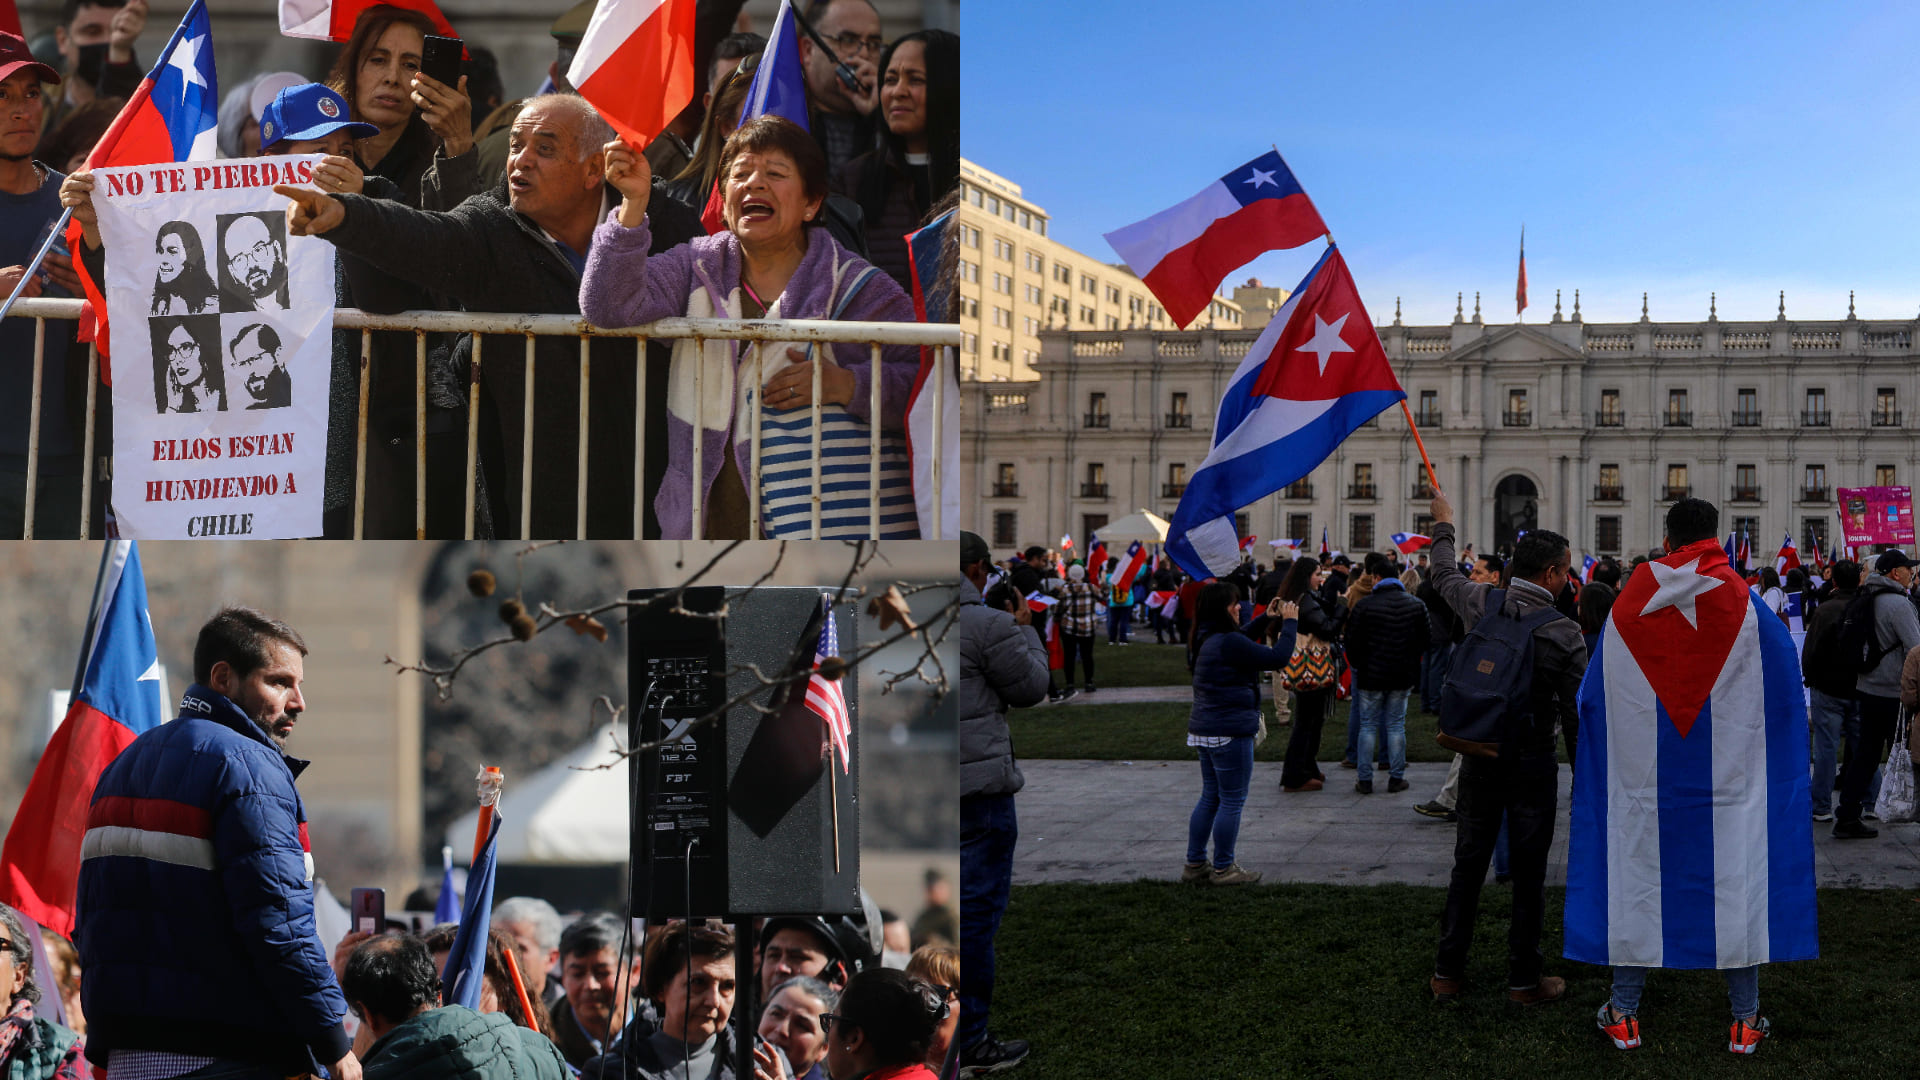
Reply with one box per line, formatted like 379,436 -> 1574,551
1808,688 -> 1854,816
1353,689 -> 1409,782
1422,642 -> 1453,712
1187,737 -> 1255,869
1108,604 -> 1132,643
959,793 -> 1017,1051
1345,702 -> 1387,765
1611,965 -> 1760,1019
1492,812 -> 1510,877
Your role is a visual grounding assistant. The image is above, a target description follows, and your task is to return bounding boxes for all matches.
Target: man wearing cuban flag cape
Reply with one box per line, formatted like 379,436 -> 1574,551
1569,498 -> 1818,1056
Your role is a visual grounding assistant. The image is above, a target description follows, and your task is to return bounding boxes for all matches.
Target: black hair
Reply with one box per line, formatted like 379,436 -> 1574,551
835,968 -> 941,1067
1193,580 -> 1239,628
231,322 -> 280,358
1592,558 -> 1622,588
1786,567 -> 1808,593
1577,582 -> 1616,638
559,911 -> 636,966
62,0 -> 123,26
1363,552 -> 1394,579
344,934 -> 440,1026
1758,566 -> 1781,592
640,919 -> 734,1001
1665,497 -> 1719,547
860,29 -> 958,226
1832,560 -> 1863,591
982,581 -> 1020,614
1277,557 -> 1318,604
709,31 -> 766,90
1475,552 -> 1505,576
192,606 -> 307,685
1023,546 -> 1046,562
1510,529 -> 1571,581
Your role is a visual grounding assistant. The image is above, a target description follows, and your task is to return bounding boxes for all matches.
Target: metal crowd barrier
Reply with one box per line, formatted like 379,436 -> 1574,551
6,297 -> 957,540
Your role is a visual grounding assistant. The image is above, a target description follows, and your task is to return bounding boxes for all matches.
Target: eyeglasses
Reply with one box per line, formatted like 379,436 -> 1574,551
825,32 -> 885,58
819,1013 -> 850,1033
168,342 -> 201,359
227,240 -> 277,272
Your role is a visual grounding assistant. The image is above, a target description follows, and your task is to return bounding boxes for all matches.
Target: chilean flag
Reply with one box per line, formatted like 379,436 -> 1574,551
1105,150 -> 1328,328
1390,532 -> 1431,554
1582,555 -> 1598,581
69,0 -> 219,363
1775,534 -> 1801,577
0,542 -> 162,937
1239,534 -> 1257,553
1164,246 -> 1405,580
1736,529 -> 1752,573
1114,541 -> 1149,593
568,0 -> 696,151
1087,538 -> 1109,575
1566,539 -> 1817,970
1320,527 -> 1330,556
903,209 -> 958,539
1025,592 -> 1057,613
700,0 -> 804,233
279,0 -> 456,41
1045,615 -> 1064,671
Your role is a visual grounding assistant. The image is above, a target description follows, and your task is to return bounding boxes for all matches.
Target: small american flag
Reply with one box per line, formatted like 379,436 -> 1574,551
806,598 -> 852,773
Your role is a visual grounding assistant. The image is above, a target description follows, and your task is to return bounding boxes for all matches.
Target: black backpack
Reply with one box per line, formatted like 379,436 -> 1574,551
1438,589 -> 1563,758
1829,584 -> 1898,692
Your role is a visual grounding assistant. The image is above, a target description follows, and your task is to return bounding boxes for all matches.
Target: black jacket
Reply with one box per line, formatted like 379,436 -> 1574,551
1292,589 -> 1344,642
1317,569 -> 1349,611
1802,585 -> 1857,697
1344,580 -> 1429,691
321,181 -> 703,538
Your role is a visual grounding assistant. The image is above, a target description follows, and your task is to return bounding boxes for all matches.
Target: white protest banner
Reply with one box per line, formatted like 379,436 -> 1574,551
91,155 -> 332,538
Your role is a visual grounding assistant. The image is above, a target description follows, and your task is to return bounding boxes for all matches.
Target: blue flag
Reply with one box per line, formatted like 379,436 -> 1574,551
738,0 -> 809,129
442,816 -> 501,1007
434,846 -> 458,926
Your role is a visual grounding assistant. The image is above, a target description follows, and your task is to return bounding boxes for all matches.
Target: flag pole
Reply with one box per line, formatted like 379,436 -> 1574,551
1400,402 -> 1442,496
471,766 -> 502,865
829,759 -> 841,873
499,948 -> 538,1029
0,206 -> 75,325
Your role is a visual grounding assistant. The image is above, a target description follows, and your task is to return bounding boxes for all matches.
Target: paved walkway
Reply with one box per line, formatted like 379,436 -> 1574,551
1015,759 -> 1920,888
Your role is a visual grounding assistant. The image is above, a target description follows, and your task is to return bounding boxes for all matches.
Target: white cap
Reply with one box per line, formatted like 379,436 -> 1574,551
250,71 -> 308,127
1067,563 -> 1086,582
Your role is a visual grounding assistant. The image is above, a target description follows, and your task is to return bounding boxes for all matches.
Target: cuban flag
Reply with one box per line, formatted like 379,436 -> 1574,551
1723,532 -> 1736,563
70,0 -> 219,361
804,598 -> 852,773
567,0 -> 696,150
903,209 -> 958,539
1566,539 -> 1818,970
1390,532 -> 1432,554
1775,534 -> 1801,577
442,812 -> 500,1009
0,542 -> 162,936
1104,150 -> 1328,328
1114,541 -> 1149,593
1164,246 -> 1405,580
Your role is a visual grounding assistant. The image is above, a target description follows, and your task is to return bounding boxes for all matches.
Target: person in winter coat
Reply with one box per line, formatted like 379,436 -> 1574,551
76,608 -> 358,1080
276,94 -> 707,539
956,533 -> 1047,1076
1278,558 -> 1345,792
584,922 -> 782,1080
1183,582 -> 1298,885
583,115 -> 921,539
344,935 -> 567,1080
835,29 -> 957,291
0,905 -> 84,1080
1344,552 -> 1431,793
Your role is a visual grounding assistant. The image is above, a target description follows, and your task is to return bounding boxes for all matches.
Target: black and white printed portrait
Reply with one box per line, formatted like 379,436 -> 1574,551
149,315 -> 227,415
216,211 -> 290,312
224,320 -> 292,410
150,220 -> 219,316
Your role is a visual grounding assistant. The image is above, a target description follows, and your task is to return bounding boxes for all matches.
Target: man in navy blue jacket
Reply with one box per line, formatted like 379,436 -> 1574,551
75,607 -> 358,1080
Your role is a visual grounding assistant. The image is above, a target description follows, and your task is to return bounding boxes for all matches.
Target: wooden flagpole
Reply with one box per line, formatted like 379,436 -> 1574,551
1401,401 -> 1442,496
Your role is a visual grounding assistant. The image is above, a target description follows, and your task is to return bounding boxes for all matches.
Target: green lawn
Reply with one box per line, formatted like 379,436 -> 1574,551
1066,637 -> 1196,687
991,882 -> 1920,1079
1014,700 -> 1454,764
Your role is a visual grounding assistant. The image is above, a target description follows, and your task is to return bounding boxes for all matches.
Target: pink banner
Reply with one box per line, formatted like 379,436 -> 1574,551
1838,485 -> 1914,546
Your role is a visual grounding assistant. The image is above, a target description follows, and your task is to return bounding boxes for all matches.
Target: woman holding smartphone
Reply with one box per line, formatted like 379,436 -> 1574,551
324,4 -> 477,209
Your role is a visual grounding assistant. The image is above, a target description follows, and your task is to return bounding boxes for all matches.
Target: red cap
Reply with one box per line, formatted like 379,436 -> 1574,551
0,32 -> 60,87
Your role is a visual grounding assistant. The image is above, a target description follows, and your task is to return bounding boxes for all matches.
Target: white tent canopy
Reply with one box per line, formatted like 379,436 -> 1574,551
1093,509 -> 1171,544
447,725 -> 628,865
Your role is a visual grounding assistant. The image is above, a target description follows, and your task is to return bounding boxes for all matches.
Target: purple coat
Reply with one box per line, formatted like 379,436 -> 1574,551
580,211 -> 919,539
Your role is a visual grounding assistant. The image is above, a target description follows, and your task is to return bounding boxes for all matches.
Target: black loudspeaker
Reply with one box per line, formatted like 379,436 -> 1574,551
629,585 -> 860,919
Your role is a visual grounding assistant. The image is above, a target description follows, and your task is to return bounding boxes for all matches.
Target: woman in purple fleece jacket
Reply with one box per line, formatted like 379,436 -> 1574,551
580,115 -> 921,540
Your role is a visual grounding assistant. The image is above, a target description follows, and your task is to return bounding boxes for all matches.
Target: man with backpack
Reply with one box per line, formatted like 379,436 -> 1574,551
1424,494 -> 1586,1006
1801,559 -> 1864,823
1830,551 -> 1920,838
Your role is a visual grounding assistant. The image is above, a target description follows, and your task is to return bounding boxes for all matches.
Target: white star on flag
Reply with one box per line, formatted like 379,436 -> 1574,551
168,34 -> 208,102
1639,556 -> 1726,629
1294,312 -> 1353,375
1244,167 -> 1276,189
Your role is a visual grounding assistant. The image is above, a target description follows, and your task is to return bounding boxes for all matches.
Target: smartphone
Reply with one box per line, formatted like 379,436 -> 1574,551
74,42 -> 109,87
350,887 -> 385,936
420,35 -> 463,90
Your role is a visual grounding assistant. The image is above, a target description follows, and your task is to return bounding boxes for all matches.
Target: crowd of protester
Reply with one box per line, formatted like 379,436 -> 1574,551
4,0 -> 960,539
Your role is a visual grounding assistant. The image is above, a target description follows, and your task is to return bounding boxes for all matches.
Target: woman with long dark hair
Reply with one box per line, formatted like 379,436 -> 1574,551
324,4 -> 477,208
1182,580 -> 1296,885
150,221 -> 217,315
837,29 -> 958,290
1277,557 -> 1345,793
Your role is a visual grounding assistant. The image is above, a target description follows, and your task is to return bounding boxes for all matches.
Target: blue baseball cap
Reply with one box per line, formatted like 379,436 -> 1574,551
259,83 -> 378,150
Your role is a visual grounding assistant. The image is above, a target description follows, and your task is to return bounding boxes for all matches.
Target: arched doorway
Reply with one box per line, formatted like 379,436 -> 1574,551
1494,474 -> 1539,554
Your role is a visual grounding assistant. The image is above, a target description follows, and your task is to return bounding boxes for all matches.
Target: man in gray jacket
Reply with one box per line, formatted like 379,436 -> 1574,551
959,530 -> 1049,1077
1834,550 -> 1920,838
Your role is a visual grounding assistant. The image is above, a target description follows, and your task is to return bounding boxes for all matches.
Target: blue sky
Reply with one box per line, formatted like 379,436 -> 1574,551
961,1 -> 1920,326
